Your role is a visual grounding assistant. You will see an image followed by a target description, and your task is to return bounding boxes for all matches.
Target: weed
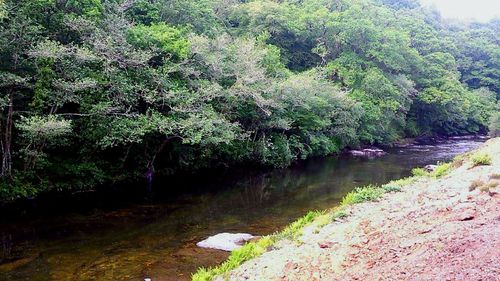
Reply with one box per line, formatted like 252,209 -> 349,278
382,184 -> 402,193
479,180 -> 499,192
471,153 -> 492,167
276,210 -> 323,240
469,179 -> 484,191
411,168 -> 428,177
341,185 -> 384,206
314,213 -> 332,228
451,154 -> 466,168
331,208 -> 348,221
432,163 -> 451,178
490,173 -> 500,180
389,176 -> 418,186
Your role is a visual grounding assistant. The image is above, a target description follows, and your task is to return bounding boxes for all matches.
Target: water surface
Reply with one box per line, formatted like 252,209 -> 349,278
0,139 -> 484,281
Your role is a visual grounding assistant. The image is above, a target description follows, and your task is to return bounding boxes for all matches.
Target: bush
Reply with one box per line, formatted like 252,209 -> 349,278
471,153 -> 492,167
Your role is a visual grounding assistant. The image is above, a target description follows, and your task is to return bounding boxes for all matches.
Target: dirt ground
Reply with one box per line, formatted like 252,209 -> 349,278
218,138 -> 500,281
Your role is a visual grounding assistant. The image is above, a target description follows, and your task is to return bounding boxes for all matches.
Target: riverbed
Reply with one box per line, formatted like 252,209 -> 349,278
0,139 -> 484,281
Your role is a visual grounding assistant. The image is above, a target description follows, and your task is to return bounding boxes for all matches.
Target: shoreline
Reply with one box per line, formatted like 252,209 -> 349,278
194,138 -> 499,281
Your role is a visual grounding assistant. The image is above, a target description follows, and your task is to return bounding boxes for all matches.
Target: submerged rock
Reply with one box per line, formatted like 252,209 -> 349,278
197,233 -> 255,251
349,148 -> 386,157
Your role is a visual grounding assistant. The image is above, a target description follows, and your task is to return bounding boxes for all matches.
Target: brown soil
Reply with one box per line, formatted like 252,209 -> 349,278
218,138 -> 500,281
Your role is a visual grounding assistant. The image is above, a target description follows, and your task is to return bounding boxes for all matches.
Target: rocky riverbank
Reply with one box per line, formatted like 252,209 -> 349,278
196,138 -> 499,281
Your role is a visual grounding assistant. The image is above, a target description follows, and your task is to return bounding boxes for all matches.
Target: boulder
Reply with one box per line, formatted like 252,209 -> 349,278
197,233 -> 255,251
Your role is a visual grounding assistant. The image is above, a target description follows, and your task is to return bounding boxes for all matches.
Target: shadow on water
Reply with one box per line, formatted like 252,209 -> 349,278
0,139 -> 484,281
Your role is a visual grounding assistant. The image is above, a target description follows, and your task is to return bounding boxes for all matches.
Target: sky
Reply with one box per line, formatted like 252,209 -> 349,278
420,0 -> 500,22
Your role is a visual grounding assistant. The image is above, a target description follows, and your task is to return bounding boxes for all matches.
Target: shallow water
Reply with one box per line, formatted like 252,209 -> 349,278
0,139 -> 484,281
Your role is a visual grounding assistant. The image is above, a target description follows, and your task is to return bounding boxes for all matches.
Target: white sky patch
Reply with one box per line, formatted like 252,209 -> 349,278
420,0 -> 500,22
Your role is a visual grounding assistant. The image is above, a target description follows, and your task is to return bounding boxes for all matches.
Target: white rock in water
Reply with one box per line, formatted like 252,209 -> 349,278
197,233 -> 255,251
425,164 -> 438,172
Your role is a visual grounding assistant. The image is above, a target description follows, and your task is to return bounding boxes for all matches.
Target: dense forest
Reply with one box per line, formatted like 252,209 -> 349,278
0,0 -> 499,201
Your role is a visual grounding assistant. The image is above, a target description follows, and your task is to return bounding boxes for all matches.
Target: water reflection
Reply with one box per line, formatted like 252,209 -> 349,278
0,139 -> 484,281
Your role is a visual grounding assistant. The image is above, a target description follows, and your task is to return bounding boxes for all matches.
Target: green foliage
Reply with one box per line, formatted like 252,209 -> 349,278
432,163 -> 452,178
331,208 -> 348,220
489,107 -> 500,137
0,0 -> 498,200
275,210 -> 323,240
65,0 -> 103,20
411,168 -> 429,177
127,23 -> 190,59
341,185 -> 385,206
471,153 -> 492,167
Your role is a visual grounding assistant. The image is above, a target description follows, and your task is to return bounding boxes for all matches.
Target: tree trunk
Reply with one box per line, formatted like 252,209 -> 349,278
1,91 -> 13,177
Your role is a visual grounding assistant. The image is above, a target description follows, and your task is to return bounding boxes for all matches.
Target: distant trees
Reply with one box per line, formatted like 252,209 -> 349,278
0,0 -> 498,200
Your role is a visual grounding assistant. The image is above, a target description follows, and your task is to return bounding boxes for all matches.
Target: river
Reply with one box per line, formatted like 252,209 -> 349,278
0,139 -> 484,281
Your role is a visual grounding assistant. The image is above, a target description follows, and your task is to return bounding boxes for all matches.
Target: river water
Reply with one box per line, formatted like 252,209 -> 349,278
0,139 -> 484,281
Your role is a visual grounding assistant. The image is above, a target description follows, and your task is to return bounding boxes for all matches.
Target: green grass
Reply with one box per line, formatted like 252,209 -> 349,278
432,162 -> 452,178
340,185 -> 385,206
274,210 -> 324,240
471,153 -> 492,167
411,167 -> 429,177
331,208 -> 348,220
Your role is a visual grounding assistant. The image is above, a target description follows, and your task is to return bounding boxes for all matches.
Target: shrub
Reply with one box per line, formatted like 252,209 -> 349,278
471,153 -> 492,167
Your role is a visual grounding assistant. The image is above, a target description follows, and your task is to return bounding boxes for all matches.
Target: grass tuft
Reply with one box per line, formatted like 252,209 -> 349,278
330,207 -> 348,222
471,153 -> 492,167
340,185 -> 384,206
382,184 -> 402,193
469,179 -> 484,191
432,163 -> 451,178
411,168 -> 429,177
